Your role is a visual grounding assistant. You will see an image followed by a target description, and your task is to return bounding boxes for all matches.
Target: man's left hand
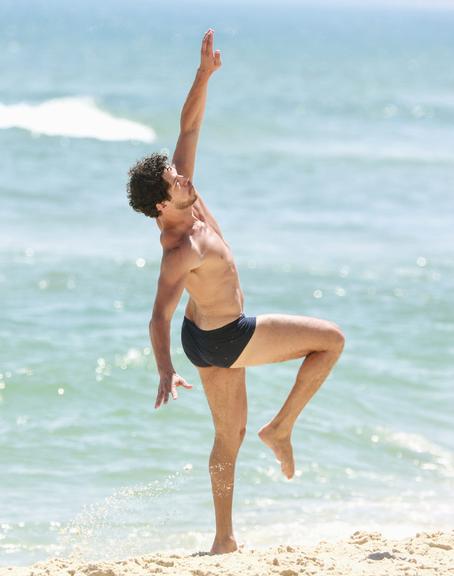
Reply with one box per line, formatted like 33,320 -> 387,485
199,29 -> 222,76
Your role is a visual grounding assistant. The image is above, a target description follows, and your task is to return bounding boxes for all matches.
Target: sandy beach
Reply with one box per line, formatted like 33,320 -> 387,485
2,530 -> 452,576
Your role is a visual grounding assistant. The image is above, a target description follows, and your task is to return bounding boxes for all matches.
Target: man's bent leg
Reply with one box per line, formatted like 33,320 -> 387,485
258,347 -> 343,478
197,365 -> 247,554
230,314 -> 344,367
230,314 -> 345,478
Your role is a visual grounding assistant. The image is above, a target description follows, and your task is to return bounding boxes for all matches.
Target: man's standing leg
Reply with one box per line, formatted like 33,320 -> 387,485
197,365 -> 247,554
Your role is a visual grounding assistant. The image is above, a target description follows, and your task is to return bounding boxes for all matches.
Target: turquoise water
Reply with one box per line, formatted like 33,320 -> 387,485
1,0 -> 453,566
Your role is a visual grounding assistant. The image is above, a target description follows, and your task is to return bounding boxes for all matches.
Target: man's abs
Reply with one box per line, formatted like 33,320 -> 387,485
184,292 -> 244,330
183,222 -> 245,330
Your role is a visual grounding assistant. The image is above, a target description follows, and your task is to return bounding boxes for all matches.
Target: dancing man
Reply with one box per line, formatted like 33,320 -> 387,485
127,29 -> 345,555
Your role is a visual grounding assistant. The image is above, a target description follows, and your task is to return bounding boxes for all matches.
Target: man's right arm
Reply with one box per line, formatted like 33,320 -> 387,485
149,239 -> 200,378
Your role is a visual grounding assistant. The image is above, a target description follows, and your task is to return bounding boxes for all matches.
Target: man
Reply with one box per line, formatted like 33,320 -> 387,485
127,29 -> 345,555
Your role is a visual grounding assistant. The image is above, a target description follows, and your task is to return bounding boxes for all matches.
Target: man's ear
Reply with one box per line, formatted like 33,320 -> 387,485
156,201 -> 167,212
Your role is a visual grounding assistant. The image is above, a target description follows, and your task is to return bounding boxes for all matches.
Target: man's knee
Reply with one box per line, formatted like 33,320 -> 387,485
329,322 -> 345,353
215,425 -> 246,447
239,426 -> 246,442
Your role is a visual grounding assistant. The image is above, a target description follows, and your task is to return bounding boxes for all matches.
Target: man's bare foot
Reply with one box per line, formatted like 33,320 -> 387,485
258,423 -> 295,479
210,535 -> 238,555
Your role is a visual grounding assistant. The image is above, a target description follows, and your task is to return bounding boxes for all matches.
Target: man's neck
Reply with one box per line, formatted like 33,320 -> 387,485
157,209 -> 197,234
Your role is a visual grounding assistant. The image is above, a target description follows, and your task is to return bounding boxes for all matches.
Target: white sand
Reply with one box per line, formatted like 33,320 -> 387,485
1,530 -> 453,576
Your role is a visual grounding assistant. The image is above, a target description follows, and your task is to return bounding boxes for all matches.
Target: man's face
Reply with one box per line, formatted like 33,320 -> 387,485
161,163 -> 198,210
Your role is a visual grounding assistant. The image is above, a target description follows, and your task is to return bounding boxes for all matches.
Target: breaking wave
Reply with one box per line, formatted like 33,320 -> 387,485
0,96 -> 156,142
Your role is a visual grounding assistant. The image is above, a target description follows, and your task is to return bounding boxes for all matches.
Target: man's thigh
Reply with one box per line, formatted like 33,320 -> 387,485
197,366 -> 247,434
230,314 -> 343,368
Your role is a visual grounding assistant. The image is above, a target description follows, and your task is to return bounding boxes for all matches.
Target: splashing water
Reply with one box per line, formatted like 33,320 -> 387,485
58,468 -> 192,562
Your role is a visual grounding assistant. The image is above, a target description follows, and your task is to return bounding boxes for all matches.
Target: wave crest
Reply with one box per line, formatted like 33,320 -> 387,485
0,96 -> 156,142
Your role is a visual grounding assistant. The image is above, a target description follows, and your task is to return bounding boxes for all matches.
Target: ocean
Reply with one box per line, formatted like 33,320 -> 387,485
1,0 -> 453,566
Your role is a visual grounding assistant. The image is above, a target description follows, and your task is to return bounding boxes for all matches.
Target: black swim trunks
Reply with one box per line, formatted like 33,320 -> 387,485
181,313 -> 256,368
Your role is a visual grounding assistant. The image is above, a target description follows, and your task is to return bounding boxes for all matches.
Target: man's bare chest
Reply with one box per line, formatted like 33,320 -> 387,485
183,221 -> 241,305
191,221 -> 234,272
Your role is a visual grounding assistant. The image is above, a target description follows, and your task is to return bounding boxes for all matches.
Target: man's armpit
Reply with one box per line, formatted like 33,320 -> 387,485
193,193 -> 224,241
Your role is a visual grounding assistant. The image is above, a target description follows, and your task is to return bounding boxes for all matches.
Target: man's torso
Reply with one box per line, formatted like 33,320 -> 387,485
161,200 -> 244,330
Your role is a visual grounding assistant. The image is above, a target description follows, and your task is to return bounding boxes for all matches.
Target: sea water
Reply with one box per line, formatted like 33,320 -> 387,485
1,0 -> 453,566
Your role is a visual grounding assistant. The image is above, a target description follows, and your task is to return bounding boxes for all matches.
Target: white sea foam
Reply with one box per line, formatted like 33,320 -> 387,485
0,97 -> 156,142
384,429 -> 454,478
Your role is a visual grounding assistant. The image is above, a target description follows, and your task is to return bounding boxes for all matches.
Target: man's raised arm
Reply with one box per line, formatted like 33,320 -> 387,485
172,28 -> 221,181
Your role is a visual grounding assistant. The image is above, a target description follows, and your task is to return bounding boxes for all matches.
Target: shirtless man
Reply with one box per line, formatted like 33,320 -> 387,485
127,29 -> 345,555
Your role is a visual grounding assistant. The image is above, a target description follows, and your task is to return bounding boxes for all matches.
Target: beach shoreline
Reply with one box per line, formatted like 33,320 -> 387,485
1,529 -> 452,576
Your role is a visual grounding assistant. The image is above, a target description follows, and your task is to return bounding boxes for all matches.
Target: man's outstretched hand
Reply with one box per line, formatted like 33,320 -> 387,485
199,28 -> 222,75
155,371 -> 193,409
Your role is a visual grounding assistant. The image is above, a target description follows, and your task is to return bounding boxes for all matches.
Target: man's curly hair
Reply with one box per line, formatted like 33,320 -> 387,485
127,152 -> 172,219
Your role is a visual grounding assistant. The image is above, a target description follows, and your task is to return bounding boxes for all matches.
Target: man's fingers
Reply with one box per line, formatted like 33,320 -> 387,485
206,30 -> 213,56
214,50 -> 221,66
202,29 -> 211,44
155,375 -> 192,409
175,377 -> 192,389
201,30 -> 209,52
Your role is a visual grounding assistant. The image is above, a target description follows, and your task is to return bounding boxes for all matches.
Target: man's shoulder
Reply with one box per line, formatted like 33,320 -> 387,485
160,227 -> 193,251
